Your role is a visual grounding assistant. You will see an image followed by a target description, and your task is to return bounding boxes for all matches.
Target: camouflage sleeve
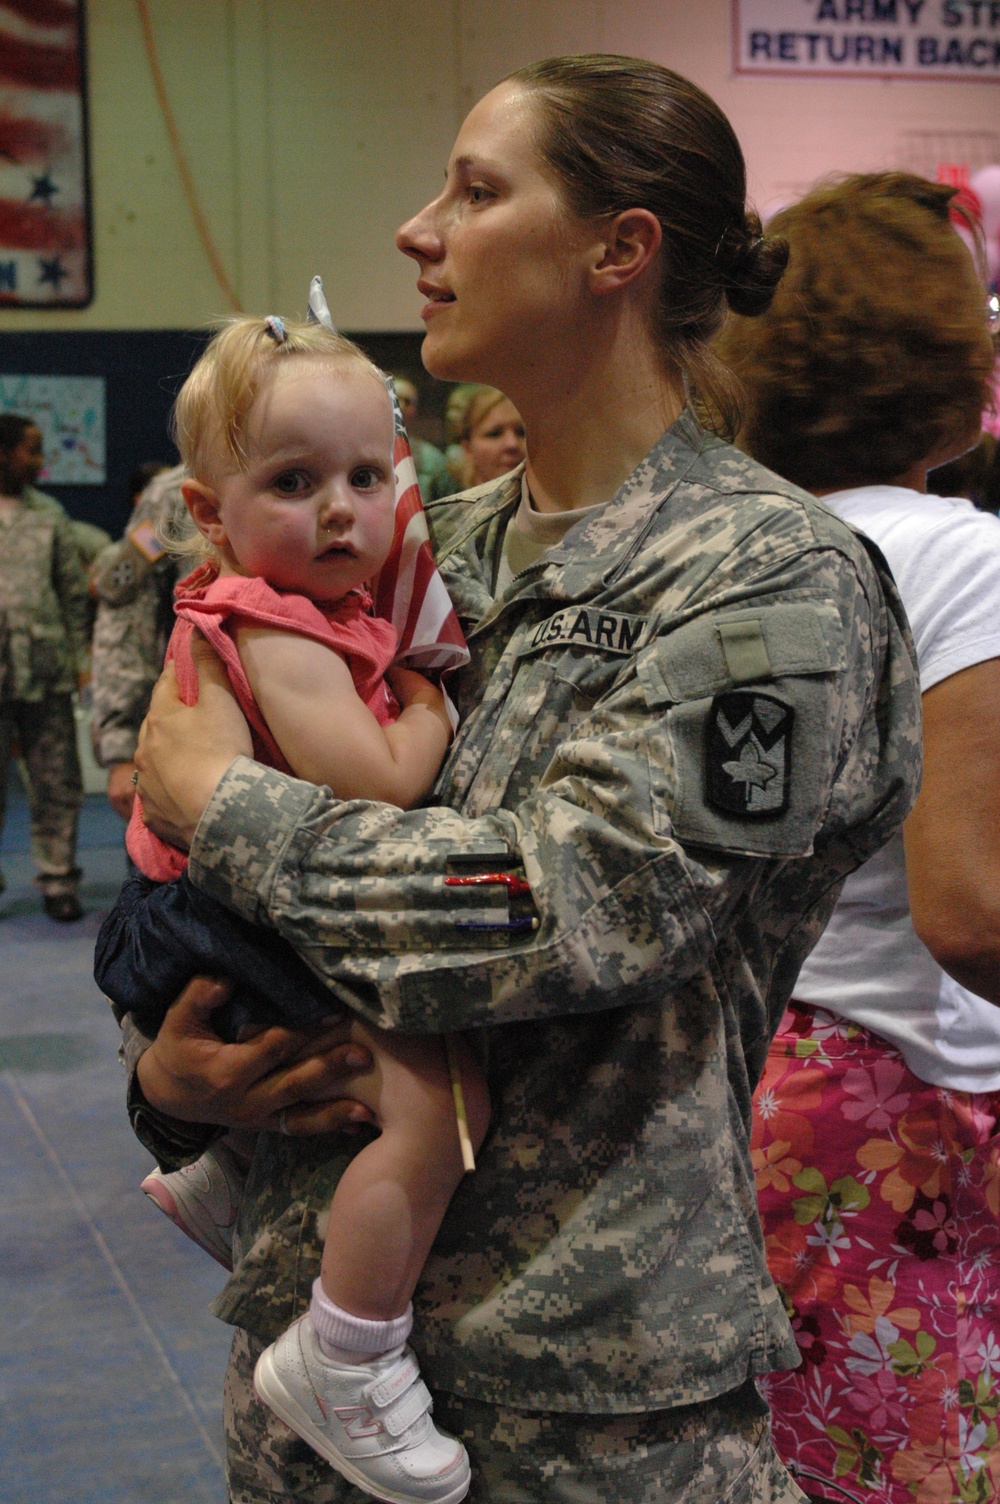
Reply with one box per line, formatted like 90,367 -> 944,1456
90,536 -> 150,607
189,754 -> 718,1036
91,464 -> 187,607
51,510 -> 92,671
189,545 -> 916,1037
118,1014 -> 222,1169
90,466 -> 187,766
90,576 -> 171,766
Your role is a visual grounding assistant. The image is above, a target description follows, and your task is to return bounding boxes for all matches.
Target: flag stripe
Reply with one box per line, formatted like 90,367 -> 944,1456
0,107 -> 64,158
372,390 -> 469,682
0,200 -> 84,249
2,0 -> 78,28
0,34 -> 79,90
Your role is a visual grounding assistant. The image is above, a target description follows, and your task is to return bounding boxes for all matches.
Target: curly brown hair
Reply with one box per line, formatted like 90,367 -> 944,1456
713,173 -> 996,490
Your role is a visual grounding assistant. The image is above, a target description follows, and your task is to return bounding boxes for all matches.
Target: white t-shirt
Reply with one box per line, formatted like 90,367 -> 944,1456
795,484 -> 1000,1091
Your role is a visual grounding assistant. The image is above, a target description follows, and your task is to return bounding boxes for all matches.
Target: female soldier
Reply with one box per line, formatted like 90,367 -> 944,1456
127,57 -> 920,1503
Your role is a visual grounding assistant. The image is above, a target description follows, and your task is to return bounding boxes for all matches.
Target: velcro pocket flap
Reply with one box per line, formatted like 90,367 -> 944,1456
638,603 -> 846,708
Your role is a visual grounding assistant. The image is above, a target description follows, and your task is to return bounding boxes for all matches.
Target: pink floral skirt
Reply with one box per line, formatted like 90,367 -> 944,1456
752,1001 -> 1000,1504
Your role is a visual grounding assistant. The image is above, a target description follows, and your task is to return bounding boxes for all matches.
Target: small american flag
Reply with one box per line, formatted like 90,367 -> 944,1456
306,276 -> 469,686
374,392 -> 469,681
0,0 -> 91,307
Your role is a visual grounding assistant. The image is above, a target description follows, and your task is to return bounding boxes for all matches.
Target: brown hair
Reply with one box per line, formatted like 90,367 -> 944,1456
507,55 -> 789,435
446,385 -> 508,444
928,432 -> 999,512
172,316 -> 385,483
0,413 -> 36,452
713,173 -> 996,491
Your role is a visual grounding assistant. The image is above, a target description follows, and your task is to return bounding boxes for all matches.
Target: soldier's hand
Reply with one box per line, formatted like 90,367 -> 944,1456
135,637 -> 252,850
135,976 -> 376,1135
107,760 -> 137,821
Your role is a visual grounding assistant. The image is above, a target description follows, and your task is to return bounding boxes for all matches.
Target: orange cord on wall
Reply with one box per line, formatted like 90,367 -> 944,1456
134,0 -> 243,313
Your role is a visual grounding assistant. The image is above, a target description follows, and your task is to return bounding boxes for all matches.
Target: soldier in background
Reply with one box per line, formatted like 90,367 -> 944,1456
0,413 -> 91,921
90,463 -> 185,822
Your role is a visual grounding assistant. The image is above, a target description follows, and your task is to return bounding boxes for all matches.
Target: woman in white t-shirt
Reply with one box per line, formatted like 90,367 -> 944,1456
716,174 -> 1000,1504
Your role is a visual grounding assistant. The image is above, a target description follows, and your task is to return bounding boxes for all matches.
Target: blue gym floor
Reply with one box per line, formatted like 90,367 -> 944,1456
0,771 -> 230,1503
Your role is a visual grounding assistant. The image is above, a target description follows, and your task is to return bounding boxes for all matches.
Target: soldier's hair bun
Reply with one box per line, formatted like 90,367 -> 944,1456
718,214 -> 790,318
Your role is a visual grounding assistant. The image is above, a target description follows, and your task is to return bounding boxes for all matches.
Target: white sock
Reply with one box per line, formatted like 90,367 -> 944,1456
309,1278 -> 413,1364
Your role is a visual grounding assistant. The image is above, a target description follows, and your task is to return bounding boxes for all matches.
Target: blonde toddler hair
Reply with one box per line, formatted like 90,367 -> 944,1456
166,315 -> 389,560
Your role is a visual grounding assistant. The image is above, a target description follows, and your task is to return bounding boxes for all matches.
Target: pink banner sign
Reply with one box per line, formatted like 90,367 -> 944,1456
734,0 -> 1000,82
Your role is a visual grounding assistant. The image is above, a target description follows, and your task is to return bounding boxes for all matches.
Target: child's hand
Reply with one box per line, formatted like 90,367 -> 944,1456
386,665 -> 453,743
136,637 -> 252,849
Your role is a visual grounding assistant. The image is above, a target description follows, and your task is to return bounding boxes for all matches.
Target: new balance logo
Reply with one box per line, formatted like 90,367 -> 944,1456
333,1405 -> 385,1439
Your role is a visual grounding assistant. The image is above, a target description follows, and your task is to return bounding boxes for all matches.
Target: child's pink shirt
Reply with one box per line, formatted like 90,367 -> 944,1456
127,563 -> 399,881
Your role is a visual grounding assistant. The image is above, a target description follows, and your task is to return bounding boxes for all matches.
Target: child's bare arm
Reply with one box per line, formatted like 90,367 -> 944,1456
234,624 -> 450,808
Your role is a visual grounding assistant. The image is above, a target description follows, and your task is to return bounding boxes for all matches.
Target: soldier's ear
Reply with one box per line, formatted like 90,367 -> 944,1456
181,479 -> 227,548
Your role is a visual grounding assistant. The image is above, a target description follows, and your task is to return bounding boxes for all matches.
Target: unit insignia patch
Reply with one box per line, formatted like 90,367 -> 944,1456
705,691 -> 793,819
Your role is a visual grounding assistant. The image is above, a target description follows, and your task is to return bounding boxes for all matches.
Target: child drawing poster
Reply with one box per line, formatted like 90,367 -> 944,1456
0,0 -> 93,308
0,374 -> 105,482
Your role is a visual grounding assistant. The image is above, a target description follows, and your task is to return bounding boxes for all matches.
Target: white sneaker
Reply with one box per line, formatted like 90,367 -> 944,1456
253,1315 -> 471,1504
140,1140 -> 247,1270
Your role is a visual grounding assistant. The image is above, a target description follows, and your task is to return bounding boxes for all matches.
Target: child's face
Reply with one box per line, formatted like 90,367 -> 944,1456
208,360 -> 396,600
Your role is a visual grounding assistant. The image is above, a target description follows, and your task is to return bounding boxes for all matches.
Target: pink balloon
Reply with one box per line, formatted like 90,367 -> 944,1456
969,165 -> 1000,281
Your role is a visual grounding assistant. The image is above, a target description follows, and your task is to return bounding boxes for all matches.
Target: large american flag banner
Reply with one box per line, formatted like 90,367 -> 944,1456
0,0 -> 92,307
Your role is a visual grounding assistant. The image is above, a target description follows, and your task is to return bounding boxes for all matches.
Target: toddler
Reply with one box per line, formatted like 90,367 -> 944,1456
96,316 -> 488,1504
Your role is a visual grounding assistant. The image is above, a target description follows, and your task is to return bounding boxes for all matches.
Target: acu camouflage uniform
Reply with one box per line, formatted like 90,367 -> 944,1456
90,465 -> 186,769
0,485 -> 90,897
125,412 -> 921,1502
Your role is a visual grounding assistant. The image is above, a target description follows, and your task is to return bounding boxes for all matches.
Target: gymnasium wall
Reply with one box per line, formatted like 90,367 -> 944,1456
2,0 -> 997,527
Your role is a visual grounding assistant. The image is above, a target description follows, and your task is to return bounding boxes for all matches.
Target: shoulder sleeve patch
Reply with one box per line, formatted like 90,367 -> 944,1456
642,603 -> 849,856
705,692 -> 792,819
128,518 -> 167,564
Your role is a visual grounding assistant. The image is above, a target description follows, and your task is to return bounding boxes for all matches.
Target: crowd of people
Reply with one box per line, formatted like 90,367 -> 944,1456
3,49 -> 999,1504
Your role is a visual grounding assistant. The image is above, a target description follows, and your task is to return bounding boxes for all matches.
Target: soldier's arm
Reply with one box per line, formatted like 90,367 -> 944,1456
91,580 -> 169,767
91,463 -> 187,607
162,552 -> 919,1037
51,512 -> 91,672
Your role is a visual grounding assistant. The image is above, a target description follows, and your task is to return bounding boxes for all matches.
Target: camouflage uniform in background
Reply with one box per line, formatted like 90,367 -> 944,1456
68,519 -> 112,641
71,518 -> 113,568
124,412 -> 922,1502
90,464 -> 186,770
0,485 -> 90,898
411,435 -> 457,503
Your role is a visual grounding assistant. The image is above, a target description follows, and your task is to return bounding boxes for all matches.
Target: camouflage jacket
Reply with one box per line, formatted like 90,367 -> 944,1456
90,465 -> 186,766
0,485 -> 90,701
129,411 -> 921,1414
